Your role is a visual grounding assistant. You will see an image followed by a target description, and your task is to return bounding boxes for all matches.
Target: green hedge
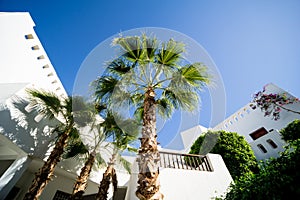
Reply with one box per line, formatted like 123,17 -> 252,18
189,130 -> 258,181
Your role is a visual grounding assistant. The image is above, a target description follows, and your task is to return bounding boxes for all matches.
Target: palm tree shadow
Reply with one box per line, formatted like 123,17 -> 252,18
0,99 -> 60,159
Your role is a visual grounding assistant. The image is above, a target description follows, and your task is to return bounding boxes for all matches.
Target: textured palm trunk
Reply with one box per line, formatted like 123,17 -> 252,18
23,128 -> 72,200
136,88 -> 164,200
96,154 -> 117,200
69,150 -> 96,200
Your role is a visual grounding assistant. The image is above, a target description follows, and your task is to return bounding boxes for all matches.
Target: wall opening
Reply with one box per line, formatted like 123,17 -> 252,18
250,127 -> 268,140
25,34 -> 34,39
266,139 -> 278,149
257,144 -> 267,153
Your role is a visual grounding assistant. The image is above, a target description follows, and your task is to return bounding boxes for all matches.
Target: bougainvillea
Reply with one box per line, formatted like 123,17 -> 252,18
250,87 -> 299,120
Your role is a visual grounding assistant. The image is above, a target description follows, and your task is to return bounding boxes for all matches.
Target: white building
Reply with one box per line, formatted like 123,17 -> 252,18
213,83 -> 300,160
8,11 -> 300,200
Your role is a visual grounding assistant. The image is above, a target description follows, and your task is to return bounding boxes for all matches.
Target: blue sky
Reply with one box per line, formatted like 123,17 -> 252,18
1,0 -> 300,147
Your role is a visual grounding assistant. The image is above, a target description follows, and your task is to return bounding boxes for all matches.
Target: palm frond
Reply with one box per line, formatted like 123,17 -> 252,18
72,97 -> 96,127
156,98 -> 174,118
92,76 -> 119,103
141,34 -> 158,62
126,145 -> 138,153
62,140 -> 88,159
95,153 -> 107,169
113,36 -> 143,62
133,106 -> 144,122
108,58 -> 131,76
156,39 -> 185,66
117,154 -> 132,174
180,63 -> 210,88
162,89 -> 180,110
162,88 -> 199,112
26,89 -> 62,120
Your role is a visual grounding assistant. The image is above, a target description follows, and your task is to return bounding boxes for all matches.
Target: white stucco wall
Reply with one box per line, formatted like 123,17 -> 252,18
165,125 -> 208,152
0,12 -> 68,158
15,161 -> 100,200
213,83 -> 300,160
125,154 -> 233,200
0,12 -> 66,99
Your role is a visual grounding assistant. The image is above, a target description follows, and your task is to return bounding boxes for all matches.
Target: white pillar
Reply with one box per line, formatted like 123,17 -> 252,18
0,156 -> 31,199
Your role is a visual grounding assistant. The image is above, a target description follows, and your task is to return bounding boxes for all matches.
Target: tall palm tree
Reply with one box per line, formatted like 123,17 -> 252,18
69,103 -> 137,200
96,114 -> 138,200
22,90 -> 90,200
69,124 -> 107,200
93,34 -> 210,200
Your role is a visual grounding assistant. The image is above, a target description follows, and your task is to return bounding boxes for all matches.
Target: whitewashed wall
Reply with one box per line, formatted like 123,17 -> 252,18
125,154 -> 233,200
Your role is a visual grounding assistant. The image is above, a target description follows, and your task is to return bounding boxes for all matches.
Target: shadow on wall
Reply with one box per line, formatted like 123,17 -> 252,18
0,98 -> 59,159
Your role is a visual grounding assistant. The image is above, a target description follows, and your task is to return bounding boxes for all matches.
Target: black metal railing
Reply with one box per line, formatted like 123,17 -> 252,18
159,151 -> 213,172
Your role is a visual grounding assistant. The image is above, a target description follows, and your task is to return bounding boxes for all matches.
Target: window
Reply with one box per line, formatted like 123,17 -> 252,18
257,144 -> 267,153
25,34 -> 34,39
250,127 -> 268,140
37,55 -> 45,60
267,139 -> 278,149
31,45 -> 39,50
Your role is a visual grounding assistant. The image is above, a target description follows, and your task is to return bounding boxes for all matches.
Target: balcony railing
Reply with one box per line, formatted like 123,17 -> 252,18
159,151 -> 213,172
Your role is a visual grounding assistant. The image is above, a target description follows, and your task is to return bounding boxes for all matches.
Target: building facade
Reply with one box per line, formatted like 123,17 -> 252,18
5,12 -> 299,200
213,83 -> 300,160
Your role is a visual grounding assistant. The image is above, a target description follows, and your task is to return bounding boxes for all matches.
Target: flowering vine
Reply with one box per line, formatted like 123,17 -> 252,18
250,88 -> 299,120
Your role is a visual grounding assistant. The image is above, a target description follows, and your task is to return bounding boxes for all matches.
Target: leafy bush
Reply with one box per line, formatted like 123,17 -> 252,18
224,119 -> 300,199
280,119 -> 300,143
189,130 -> 258,181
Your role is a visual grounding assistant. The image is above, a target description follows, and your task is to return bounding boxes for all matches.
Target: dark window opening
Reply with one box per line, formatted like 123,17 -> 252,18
37,55 -> 45,60
250,127 -> 268,140
257,144 -> 267,153
31,45 -> 39,50
25,34 -> 34,39
267,139 -> 278,149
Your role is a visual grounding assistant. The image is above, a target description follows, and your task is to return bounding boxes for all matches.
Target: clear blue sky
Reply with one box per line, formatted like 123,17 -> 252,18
1,0 -> 300,147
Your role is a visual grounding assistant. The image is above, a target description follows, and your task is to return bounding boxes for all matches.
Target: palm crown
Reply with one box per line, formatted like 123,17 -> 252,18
92,34 -> 211,200
93,34 -> 210,119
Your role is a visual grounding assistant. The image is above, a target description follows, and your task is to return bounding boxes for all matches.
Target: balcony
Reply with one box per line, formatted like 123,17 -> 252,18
159,151 -> 213,172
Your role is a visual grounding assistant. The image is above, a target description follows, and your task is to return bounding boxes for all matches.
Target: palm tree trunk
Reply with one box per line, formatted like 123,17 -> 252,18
69,150 -> 96,200
23,128 -> 71,200
136,88 -> 164,200
95,164 -> 117,200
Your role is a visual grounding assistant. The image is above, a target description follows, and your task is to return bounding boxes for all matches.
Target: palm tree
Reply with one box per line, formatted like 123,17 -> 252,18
93,34 -> 210,199
96,113 -> 138,200
22,90 -> 90,200
69,124 -> 107,200
69,103 -> 137,200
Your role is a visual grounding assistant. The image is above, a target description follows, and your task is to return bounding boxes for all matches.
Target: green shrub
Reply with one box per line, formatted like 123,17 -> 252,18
224,119 -> 300,199
189,130 -> 258,181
